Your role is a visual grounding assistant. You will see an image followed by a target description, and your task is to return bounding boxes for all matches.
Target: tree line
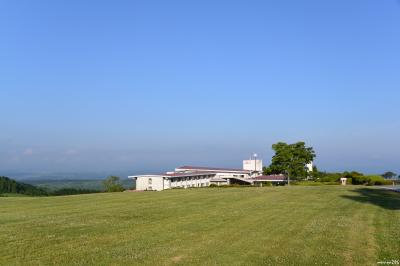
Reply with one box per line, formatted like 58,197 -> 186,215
262,141 -> 397,185
0,176 -> 48,196
1,175 -> 128,197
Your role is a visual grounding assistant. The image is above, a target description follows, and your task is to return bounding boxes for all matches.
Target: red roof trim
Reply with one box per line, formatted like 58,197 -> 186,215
164,171 -> 217,177
176,165 -> 250,172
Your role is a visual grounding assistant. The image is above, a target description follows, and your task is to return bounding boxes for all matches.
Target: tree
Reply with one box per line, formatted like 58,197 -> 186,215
266,142 -> 316,180
382,171 -> 397,180
0,176 -> 47,196
262,166 -> 272,175
103,176 -> 124,192
310,165 -> 320,180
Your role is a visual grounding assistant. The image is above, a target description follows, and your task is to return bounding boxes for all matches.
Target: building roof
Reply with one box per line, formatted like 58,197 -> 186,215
252,175 -> 287,181
164,171 -> 217,177
129,171 -> 218,179
176,165 -> 251,173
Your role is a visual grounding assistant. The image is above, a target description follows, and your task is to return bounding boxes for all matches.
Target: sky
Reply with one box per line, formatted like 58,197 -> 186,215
0,0 -> 399,176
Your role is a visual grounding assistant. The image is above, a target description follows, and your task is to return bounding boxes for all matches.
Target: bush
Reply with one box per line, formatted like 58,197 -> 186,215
103,176 -> 125,192
351,175 -> 368,185
318,172 -> 342,183
365,175 -> 392,186
259,181 -> 272,187
352,175 -> 391,186
292,181 -> 339,186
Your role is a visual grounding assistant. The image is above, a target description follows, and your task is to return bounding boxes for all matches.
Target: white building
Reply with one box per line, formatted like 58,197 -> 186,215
306,162 -> 313,172
129,160 -> 264,191
243,159 -> 263,172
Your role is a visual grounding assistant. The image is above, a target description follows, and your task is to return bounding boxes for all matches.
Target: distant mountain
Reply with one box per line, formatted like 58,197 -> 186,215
0,176 -> 47,196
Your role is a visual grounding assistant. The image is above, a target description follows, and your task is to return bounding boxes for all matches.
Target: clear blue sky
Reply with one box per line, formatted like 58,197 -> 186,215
1,0 -> 399,175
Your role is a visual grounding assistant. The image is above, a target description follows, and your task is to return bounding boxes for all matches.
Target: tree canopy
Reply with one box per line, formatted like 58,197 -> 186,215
0,176 -> 47,196
263,142 -> 315,180
382,171 -> 397,180
103,176 -> 125,192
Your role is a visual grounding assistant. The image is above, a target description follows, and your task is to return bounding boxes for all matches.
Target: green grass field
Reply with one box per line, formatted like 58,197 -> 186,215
1,186 -> 399,265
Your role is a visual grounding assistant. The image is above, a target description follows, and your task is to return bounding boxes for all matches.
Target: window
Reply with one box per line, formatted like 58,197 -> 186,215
148,178 -> 152,185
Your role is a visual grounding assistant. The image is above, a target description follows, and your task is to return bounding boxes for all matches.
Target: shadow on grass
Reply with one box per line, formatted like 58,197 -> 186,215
341,188 -> 400,210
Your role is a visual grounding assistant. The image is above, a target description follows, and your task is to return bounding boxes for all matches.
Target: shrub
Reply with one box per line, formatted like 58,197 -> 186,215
259,181 -> 272,187
103,176 -> 125,192
292,181 -> 339,186
318,173 -> 342,183
352,175 -> 391,186
365,175 -> 392,186
351,175 -> 369,185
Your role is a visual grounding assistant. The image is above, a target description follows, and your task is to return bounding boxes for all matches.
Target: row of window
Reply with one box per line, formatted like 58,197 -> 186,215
171,182 -> 209,188
147,177 -> 211,189
172,176 -> 212,182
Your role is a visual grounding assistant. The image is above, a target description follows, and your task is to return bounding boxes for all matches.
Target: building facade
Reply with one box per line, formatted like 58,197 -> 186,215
129,157 -> 270,191
130,166 -> 254,191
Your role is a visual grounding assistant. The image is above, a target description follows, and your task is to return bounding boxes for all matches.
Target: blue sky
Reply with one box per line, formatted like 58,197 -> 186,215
0,0 -> 399,175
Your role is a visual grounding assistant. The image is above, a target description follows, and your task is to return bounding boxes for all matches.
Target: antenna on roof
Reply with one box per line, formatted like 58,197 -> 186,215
253,153 -> 258,174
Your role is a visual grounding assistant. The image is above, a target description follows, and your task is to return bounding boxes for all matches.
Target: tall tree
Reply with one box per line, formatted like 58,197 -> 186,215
382,171 -> 397,180
103,176 -> 124,192
265,142 -> 316,180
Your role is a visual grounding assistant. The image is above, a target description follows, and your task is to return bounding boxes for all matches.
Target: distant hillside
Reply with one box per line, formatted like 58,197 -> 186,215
0,176 -> 47,196
24,179 -> 135,191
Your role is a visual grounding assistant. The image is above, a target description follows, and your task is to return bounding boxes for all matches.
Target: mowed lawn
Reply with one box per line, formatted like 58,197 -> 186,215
1,186 -> 399,265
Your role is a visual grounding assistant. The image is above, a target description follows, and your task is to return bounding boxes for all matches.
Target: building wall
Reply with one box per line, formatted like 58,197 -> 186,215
243,160 -> 263,172
306,162 -> 313,172
134,173 -> 245,191
136,176 -> 165,191
215,172 -> 249,179
170,175 -> 212,189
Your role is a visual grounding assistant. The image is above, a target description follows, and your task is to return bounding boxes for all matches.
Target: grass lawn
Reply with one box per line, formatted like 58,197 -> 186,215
1,186 -> 399,265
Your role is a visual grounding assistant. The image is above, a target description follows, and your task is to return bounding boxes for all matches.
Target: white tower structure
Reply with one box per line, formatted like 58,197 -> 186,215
306,161 -> 313,172
243,154 -> 263,174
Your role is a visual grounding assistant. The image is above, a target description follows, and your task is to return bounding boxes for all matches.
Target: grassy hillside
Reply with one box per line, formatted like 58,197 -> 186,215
1,186 -> 399,265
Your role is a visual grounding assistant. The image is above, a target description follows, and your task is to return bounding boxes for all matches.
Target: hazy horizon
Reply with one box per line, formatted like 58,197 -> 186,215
1,1 -> 399,176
